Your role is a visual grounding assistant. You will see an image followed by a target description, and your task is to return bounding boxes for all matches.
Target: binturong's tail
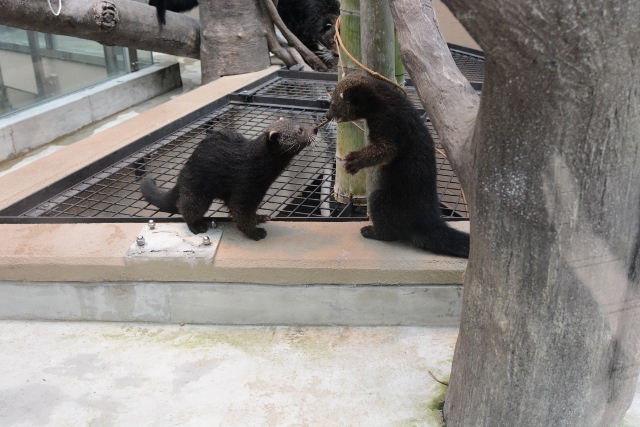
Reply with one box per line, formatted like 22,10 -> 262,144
410,222 -> 470,258
140,178 -> 180,214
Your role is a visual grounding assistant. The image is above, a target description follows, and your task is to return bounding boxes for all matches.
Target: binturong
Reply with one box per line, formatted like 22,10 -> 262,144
140,118 -> 318,241
325,72 -> 470,258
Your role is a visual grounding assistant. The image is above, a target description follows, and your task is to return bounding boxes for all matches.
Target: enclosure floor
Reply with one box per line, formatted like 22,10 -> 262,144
0,321 -> 455,426
1,321 -> 639,427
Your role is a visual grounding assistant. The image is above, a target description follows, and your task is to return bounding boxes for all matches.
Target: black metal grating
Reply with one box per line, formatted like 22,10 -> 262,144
1,48 -> 483,222
16,100 -> 467,220
450,49 -> 484,83
256,78 -> 335,102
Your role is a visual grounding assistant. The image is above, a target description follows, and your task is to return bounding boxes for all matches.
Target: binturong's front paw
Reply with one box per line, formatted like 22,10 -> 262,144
344,152 -> 362,174
244,227 -> 267,241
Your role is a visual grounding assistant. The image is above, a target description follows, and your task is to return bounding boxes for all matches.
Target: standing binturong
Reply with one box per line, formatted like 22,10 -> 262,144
326,73 -> 470,258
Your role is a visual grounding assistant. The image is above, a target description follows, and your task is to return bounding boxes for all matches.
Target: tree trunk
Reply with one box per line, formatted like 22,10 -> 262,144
199,0 -> 271,83
334,0 -> 367,205
392,0 -> 640,425
0,0 -> 200,59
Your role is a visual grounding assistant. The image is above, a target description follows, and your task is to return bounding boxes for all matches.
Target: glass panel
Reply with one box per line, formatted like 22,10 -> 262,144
137,50 -> 154,68
0,25 -> 154,118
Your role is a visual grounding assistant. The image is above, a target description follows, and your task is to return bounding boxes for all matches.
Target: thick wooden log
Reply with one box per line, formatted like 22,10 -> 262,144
0,0 -> 200,59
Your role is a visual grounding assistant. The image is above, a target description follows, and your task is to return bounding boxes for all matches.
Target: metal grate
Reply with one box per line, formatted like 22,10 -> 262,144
15,101 -> 467,220
1,49 -> 481,222
450,49 -> 484,83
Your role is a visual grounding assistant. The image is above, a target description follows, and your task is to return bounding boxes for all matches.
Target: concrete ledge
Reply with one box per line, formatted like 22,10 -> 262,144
0,221 -> 468,284
0,61 -> 183,163
0,281 -> 462,326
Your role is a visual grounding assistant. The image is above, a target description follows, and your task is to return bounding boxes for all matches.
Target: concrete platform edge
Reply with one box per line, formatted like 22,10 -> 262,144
0,281 -> 463,326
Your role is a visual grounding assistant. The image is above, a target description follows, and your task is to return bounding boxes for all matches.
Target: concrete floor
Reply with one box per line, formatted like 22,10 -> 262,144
0,321 -> 455,426
1,321 -> 639,427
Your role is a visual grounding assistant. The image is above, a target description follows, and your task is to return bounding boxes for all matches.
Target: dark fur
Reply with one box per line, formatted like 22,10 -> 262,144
326,73 -> 470,258
140,119 -> 317,240
277,0 -> 341,65
149,0 -> 198,25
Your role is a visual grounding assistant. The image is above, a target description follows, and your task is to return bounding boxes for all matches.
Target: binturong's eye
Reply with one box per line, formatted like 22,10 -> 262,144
325,23 -> 333,29
298,128 -> 304,134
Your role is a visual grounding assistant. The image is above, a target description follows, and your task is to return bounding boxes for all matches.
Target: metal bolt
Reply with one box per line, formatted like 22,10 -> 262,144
148,220 -> 156,230
202,236 -> 211,246
136,235 -> 145,246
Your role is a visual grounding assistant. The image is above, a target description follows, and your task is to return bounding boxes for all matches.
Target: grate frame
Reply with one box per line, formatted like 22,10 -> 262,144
0,46 -> 482,223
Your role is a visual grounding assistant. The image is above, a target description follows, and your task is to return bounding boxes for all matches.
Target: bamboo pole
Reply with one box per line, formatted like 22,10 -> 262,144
360,0 -> 396,208
395,34 -> 405,86
334,0 -> 367,205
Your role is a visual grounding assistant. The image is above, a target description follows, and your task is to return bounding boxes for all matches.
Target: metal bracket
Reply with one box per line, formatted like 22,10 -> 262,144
125,222 -> 223,263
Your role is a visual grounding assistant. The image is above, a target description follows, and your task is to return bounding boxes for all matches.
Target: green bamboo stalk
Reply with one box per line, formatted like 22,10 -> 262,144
335,0 -> 367,206
395,33 -> 405,86
360,0 -> 396,209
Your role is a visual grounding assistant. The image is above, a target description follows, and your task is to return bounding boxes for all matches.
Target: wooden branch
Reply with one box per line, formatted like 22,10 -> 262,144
264,20 -> 297,67
0,0 -> 200,59
388,0 -> 479,191
260,0 -> 328,71
258,0 -> 299,68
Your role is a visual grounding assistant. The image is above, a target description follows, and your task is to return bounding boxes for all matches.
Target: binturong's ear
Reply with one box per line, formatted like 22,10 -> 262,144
340,86 -> 360,103
268,130 -> 281,143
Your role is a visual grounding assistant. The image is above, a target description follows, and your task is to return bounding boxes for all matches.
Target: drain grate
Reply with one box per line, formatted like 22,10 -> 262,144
0,46 -> 481,223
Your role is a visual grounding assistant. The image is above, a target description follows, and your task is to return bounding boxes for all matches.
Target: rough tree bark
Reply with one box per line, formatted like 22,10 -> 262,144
0,0 -> 200,59
199,0 -> 271,83
390,0 -> 640,426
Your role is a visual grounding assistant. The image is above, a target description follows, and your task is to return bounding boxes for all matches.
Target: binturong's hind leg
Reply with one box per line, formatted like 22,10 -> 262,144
177,188 -> 212,234
228,204 -> 267,241
361,189 -> 401,241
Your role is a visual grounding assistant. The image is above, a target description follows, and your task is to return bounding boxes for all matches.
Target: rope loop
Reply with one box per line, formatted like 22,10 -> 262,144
47,0 -> 62,16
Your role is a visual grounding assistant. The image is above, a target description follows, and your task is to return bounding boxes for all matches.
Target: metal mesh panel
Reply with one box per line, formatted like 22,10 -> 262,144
257,78 -> 335,102
19,100 -> 467,220
450,50 -> 484,83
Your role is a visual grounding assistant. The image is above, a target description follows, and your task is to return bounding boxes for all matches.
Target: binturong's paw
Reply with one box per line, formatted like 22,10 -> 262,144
188,222 -> 210,234
360,225 -> 377,239
253,228 -> 267,240
344,152 -> 362,175
244,227 -> 267,241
